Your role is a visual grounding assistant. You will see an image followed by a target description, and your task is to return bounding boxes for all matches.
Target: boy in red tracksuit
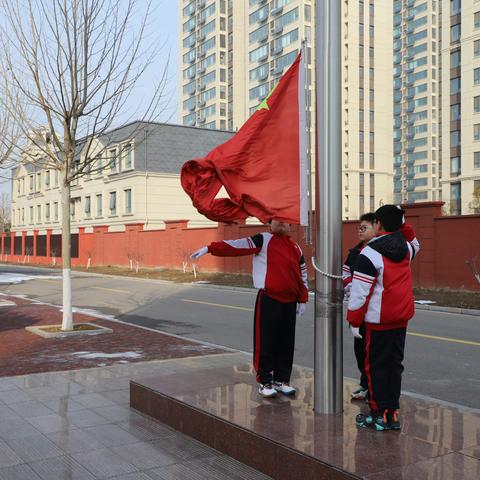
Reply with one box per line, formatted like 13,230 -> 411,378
191,219 -> 309,398
347,205 -> 420,431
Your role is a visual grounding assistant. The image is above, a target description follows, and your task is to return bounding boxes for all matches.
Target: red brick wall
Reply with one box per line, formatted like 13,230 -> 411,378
2,202 -> 480,291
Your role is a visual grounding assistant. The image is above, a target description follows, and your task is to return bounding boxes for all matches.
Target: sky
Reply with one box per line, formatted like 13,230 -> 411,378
0,0 -> 180,199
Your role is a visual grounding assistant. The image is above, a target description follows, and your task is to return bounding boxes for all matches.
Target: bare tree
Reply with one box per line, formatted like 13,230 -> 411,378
468,185 -> 480,214
0,193 -> 10,233
0,0 -> 169,330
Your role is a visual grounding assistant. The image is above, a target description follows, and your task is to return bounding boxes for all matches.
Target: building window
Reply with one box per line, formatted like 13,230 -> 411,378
451,182 -> 461,215
475,124 -> 480,141
123,144 -> 133,170
85,196 -> 91,217
109,148 -> 117,173
476,40 -> 480,58
451,156 -> 461,176
475,11 -> 480,29
124,189 -> 132,214
475,68 -> 480,85
451,130 -> 461,147
450,49 -> 461,68
451,0 -> 461,16
474,151 -> 480,168
451,23 -> 461,43
96,194 -> 102,217
475,96 -> 480,114
37,205 -> 41,223
54,171 -> 59,187
109,192 -> 117,216
54,202 -> 58,221
45,171 -> 50,187
451,103 -> 461,120
29,206 -> 33,224
45,204 -> 50,221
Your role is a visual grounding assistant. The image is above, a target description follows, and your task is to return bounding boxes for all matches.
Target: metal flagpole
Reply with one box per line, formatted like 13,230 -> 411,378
313,0 -> 343,414
302,39 -> 313,245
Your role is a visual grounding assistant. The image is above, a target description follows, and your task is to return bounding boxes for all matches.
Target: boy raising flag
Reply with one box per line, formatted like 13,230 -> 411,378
347,205 -> 420,431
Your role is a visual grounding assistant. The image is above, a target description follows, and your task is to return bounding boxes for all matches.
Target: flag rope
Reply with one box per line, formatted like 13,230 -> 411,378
311,257 -> 343,280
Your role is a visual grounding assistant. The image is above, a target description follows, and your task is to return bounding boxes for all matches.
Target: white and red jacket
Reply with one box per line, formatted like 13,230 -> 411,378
347,224 -> 420,330
208,232 -> 309,304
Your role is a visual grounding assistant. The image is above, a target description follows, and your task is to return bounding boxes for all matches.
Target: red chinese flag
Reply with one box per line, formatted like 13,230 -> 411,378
181,51 -> 308,225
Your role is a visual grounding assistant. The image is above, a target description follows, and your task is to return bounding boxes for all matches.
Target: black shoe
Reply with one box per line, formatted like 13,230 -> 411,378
386,410 -> 401,430
356,411 -> 390,431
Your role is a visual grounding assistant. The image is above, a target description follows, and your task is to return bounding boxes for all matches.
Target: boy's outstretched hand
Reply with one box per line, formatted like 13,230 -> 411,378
191,247 -> 208,260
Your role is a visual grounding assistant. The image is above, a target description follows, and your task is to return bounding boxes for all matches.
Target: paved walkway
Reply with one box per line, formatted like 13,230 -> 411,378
0,357 -> 271,480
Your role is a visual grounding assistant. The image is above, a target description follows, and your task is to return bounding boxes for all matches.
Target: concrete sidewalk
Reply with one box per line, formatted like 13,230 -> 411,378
0,358 -> 271,480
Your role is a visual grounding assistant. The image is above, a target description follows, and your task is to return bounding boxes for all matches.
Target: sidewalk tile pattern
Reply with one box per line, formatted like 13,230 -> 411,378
0,355 -> 271,480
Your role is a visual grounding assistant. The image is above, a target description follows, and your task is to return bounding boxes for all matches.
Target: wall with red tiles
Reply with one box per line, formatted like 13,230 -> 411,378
2,202 -> 479,290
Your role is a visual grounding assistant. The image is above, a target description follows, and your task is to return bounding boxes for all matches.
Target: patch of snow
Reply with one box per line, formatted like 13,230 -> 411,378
414,300 -> 437,305
0,273 -> 62,285
70,307 -> 117,321
71,351 -> 143,360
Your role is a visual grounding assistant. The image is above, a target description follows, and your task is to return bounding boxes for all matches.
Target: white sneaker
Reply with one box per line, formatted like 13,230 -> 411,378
273,382 -> 297,396
258,383 -> 277,398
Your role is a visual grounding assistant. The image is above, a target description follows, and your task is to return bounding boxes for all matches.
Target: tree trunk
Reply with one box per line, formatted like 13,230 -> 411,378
61,178 -> 73,331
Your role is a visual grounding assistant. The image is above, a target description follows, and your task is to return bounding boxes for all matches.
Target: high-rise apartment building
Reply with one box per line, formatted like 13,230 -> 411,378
341,1 -> 394,219
393,0 -> 441,205
179,0 -> 313,131
180,0 -> 230,130
179,0 -> 394,219
441,0 -> 480,214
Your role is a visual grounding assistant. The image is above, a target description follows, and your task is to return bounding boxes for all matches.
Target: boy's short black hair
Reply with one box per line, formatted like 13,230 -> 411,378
375,205 -> 404,232
359,212 -> 376,224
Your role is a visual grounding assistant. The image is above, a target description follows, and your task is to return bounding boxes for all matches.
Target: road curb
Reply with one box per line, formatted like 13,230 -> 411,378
414,304 -> 480,316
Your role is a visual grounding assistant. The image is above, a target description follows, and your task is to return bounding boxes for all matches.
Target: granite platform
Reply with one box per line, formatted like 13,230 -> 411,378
131,353 -> 480,480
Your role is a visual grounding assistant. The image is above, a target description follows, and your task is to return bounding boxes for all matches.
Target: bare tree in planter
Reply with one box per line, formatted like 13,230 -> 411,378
0,0 -> 169,331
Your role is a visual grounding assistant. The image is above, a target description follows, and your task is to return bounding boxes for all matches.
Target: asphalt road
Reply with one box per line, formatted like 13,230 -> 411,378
1,264 -> 479,409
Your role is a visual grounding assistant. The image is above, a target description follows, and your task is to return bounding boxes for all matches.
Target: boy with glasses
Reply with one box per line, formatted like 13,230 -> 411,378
342,212 -> 376,400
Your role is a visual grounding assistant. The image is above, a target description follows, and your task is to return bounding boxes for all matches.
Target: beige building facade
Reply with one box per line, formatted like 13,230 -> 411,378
393,0 -> 441,205
341,1 -> 394,219
441,0 -> 480,215
10,122 -> 234,234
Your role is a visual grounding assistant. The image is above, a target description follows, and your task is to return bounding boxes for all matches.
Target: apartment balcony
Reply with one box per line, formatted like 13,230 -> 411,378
198,83 -> 206,91
197,116 -> 206,124
188,88 -> 196,96
198,99 -> 206,107
198,0 -> 206,7
271,6 -> 283,16
187,71 -> 196,80
272,45 -> 283,56
188,56 -> 196,64
188,104 -> 196,112
197,66 -> 206,74
198,51 -> 206,58
258,32 -> 269,43
258,12 -> 269,24
271,66 -> 283,76
258,71 -> 269,81
258,52 -> 269,62
271,24 -> 283,36
198,17 -> 206,26
198,32 -> 206,41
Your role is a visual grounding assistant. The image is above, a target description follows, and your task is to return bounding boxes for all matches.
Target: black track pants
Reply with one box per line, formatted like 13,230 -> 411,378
253,290 -> 297,385
364,326 -> 407,412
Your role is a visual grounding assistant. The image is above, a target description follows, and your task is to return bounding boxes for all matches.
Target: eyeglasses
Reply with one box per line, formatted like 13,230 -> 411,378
358,225 -> 373,232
